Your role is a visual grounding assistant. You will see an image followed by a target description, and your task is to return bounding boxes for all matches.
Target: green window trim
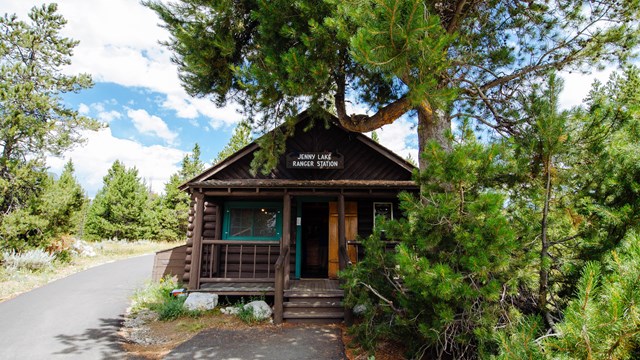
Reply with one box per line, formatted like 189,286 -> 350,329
222,201 -> 283,241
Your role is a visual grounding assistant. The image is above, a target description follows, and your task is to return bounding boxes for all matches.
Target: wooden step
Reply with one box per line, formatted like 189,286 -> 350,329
284,300 -> 342,308
284,290 -> 344,298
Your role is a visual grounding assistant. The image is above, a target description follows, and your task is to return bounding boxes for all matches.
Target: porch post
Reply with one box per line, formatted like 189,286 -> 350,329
189,192 -> 205,290
282,193 -> 291,286
338,194 -> 346,270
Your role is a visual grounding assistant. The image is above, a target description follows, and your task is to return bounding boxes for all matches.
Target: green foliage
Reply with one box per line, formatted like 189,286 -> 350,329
213,121 -> 253,164
1,248 -> 55,271
342,129 -> 522,358
0,4 -> 99,215
148,144 -> 205,242
84,161 -> 152,241
0,160 -> 86,251
131,276 -> 197,321
494,232 -> 640,359
0,4 -> 97,251
146,0 -> 640,171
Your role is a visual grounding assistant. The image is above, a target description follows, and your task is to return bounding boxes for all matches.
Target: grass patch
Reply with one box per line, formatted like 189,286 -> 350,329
131,276 -> 205,321
0,239 -> 178,302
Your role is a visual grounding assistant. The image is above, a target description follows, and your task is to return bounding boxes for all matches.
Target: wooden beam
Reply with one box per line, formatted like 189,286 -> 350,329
282,194 -> 291,288
189,193 -> 205,290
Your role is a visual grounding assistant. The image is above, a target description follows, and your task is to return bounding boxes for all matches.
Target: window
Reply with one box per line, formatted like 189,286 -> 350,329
223,202 -> 282,240
373,202 -> 394,228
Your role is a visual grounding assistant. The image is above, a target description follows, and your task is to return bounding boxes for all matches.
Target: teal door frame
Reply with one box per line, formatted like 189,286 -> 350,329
294,196 -> 334,279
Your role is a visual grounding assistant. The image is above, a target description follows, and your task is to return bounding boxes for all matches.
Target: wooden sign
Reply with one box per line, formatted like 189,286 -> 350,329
286,152 -> 344,169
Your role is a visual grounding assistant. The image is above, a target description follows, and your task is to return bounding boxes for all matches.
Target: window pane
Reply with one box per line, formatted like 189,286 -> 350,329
254,208 -> 277,237
228,207 -> 278,238
230,208 -> 253,237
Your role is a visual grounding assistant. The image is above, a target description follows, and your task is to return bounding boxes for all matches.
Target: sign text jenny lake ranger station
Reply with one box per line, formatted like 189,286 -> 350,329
286,152 -> 344,169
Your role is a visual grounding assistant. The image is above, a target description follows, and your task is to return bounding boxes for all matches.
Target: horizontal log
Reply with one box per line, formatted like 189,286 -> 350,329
203,215 -> 217,222
186,247 -> 192,255
188,224 -> 195,231
186,238 -> 193,246
203,222 -> 216,230
182,273 -> 190,282
202,230 -> 216,237
188,216 -> 194,223
203,207 -> 217,215
185,254 -> 192,263
188,208 -> 195,216
184,264 -> 191,272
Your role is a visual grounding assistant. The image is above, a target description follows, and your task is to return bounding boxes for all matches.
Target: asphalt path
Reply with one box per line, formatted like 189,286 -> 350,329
0,254 -> 154,360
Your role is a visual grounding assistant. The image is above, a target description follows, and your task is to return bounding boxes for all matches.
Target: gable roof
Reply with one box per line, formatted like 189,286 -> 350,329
181,109 -> 416,191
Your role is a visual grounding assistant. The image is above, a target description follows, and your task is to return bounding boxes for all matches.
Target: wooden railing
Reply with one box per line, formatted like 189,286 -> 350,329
273,246 -> 290,324
199,240 -> 280,283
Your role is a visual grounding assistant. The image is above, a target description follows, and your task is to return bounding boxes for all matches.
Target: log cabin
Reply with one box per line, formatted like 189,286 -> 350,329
173,109 -> 418,323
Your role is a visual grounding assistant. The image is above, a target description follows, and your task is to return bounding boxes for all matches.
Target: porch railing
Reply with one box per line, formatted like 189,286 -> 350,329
199,240 -> 280,283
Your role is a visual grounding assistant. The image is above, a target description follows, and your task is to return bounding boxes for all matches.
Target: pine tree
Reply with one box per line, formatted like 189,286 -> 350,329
0,160 -> 86,251
342,127 -> 522,358
84,161 -> 151,240
149,144 -> 205,241
0,4 -> 99,216
213,121 -> 252,164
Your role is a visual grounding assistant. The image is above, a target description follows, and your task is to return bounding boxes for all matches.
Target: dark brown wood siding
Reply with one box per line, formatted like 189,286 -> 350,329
213,121 -> 412,182
183,198 -> 196,283
153,245 -> 187,281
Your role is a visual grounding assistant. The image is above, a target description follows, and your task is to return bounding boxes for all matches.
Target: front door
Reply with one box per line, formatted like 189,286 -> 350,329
300,202 -> 329,278
328,201 -> 358,279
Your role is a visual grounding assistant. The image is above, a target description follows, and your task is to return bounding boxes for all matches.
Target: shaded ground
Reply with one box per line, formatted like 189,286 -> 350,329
166,325 -> 346,360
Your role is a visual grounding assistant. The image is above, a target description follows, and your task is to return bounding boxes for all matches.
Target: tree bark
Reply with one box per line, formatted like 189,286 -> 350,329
417,101 -> 451,171
539,159 -> 553,327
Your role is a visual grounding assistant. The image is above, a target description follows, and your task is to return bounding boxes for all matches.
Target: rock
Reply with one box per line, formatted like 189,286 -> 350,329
353,304 -> 367,316
220,306 -> 240,315
183,293 -> 218,311
243,300 -> 272,320
72,240 -> 96,257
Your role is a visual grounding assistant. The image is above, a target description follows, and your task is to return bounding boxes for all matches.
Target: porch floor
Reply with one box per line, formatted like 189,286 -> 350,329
198,282 -> 275,296
288,279 -> 342,293
195,279 -> 342,296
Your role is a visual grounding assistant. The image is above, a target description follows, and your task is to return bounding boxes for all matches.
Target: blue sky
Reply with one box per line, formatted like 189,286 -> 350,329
2,0 -> 612,197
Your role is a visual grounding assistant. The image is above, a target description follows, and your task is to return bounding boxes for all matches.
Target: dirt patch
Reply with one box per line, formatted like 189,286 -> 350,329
121,311 -> 404,360
120,309 -> 272,359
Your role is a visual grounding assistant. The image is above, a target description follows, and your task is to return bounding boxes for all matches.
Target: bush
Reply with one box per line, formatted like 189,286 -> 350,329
1,249 -> 55,271
131,276 -> 200,321
493,232 -> 640,359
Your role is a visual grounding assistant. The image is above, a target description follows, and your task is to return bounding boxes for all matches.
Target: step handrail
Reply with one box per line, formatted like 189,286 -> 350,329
273,246 -> 290,324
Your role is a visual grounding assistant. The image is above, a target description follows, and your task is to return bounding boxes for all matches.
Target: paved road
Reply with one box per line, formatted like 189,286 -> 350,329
0,254 -> 154,360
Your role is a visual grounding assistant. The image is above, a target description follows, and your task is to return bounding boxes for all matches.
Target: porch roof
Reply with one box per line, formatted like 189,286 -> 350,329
187,178 -> 417,190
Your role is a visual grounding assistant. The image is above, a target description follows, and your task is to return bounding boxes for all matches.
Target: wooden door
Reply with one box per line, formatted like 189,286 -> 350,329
328,201 -> 358,279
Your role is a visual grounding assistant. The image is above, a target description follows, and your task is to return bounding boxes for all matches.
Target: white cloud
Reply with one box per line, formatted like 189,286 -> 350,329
559,68 -> 615,109
127,108 -> 178,145
78,103 -> 90,115
97,110 -> 122,123
1,0 -> 238,126
47,128 -> 186,197
374,117 -> 419,163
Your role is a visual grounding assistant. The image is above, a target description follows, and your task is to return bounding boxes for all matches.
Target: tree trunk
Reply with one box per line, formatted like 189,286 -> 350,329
539,160 -> 553,327
417,102 -> 451,171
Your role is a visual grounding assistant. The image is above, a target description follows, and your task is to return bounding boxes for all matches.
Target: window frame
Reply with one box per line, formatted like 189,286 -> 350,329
373,202 -> 394,228
222,201 -> 283,241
